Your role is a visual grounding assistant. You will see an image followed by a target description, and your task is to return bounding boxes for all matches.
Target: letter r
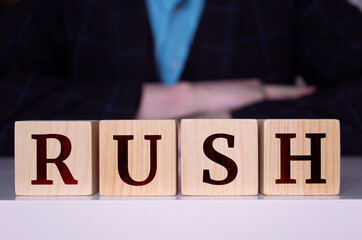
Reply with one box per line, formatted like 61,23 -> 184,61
31,134 -> 78,185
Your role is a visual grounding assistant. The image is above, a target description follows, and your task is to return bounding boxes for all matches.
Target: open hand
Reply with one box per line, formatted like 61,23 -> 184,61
136,79 -> 315,119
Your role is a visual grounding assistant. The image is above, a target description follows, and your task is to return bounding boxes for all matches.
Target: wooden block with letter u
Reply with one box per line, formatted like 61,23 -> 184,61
15,121 -> 99,195
181,119 -> 258,196
259,119 -> 340,195
99,120 -> 177,196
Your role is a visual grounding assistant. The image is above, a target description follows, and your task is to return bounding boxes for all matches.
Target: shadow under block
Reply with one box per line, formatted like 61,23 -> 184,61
181,119 -> 258,196
15,121 -> 99,195
259,119 -> 340,195
99,120 -> 177,196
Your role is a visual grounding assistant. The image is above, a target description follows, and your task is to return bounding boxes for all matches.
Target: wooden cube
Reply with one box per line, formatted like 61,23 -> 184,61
259,119 -> 340,195
181,119 -> 258,195
15,121 -> 99,195
99,120 -> 177,196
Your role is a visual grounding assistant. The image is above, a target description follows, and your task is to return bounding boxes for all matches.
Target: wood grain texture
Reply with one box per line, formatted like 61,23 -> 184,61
15,121 -> 99,195
259,119 -> 340,195
181,119 -> 258,196
99,120 -> 177,196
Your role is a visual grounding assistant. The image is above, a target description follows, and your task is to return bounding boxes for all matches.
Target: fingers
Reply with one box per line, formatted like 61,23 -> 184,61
264,84 -> 316,100
191,78 -> 266,112
136,80 -> 316,120
192,110 -> 232,119
135,82 -> 198,119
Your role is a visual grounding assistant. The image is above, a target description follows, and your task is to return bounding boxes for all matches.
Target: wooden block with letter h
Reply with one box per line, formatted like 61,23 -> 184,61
15,121 -> 99,195
259,119 -> 340,195
99,120 -> 177,196
181,119 -> 258,196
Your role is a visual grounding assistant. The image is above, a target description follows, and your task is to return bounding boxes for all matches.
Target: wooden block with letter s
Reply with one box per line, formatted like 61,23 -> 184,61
15,121 -> 99,195
99,120 -> 177,196
259,119 -> 340,195
181,119 -> 258,196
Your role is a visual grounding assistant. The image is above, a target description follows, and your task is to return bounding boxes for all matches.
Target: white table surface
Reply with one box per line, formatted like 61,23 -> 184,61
1,156 -> 362,240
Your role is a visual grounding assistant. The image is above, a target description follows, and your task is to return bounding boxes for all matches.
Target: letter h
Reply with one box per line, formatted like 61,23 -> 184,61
275,133 -> 326,184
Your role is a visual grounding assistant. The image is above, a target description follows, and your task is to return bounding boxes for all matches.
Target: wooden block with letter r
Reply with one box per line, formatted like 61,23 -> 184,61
15,121 -> 99,195
181,119 -> 258,196
99,120 -> 177,196
259,119 -> 340,195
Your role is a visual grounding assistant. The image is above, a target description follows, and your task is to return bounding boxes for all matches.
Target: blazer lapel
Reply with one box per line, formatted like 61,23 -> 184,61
109,0 -> 158,82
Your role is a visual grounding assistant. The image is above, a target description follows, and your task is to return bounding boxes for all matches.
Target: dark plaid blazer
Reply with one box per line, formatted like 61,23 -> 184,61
0,0 -> 361,155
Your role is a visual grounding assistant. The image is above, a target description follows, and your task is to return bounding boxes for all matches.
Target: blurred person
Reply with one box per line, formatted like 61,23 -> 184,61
0,0 -> 361,155
0,0 -> 12,13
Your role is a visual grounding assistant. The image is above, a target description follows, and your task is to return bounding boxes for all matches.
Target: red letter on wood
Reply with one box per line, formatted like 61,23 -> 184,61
31,134 -> 78,185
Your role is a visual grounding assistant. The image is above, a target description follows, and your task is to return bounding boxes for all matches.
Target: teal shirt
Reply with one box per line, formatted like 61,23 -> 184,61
145,0 -> 205,85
